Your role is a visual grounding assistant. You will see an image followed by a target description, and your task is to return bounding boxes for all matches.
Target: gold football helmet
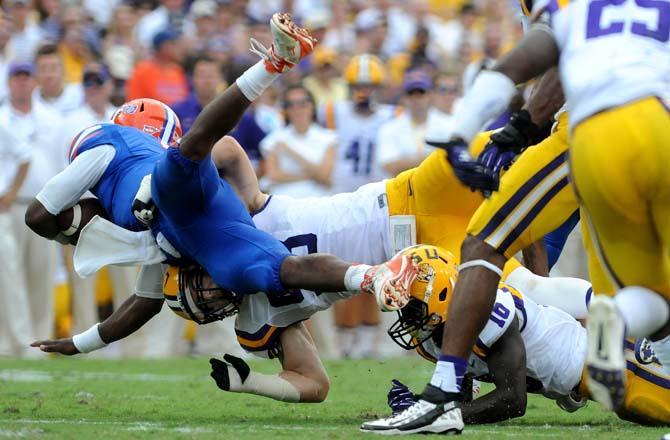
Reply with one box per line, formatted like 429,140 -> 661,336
163,266 -> 242,324
387,245 -> 459,350
344,54 -> 386,86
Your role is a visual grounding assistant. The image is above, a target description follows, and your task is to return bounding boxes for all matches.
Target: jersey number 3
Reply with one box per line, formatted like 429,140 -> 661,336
587,0 -> 670,42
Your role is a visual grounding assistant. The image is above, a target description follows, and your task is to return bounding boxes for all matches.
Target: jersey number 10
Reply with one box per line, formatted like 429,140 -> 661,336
587,0 -> 670,42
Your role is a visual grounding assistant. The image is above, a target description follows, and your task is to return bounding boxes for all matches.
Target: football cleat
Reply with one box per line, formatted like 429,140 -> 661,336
249,12 -> 316,74
361,384 -> 464,435
586,295 -> 626,411
362,254 -> 418,312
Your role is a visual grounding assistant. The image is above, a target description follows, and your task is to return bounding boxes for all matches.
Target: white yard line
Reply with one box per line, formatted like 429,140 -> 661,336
0,419 -> 598,437
0,370 -> 196,382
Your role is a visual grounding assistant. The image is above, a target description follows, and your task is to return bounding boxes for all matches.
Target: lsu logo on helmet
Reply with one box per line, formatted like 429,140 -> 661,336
387,245 -> 458,350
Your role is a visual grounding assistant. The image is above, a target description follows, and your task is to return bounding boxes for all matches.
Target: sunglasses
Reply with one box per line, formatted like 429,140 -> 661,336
285,98 -> 311,108
406,89 -> 427,96
437,85 -> 459,94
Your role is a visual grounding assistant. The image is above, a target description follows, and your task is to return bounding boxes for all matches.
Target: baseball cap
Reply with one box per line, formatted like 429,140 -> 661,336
355,8 -> 385,32
312,47 -> 336,68
83,64 -> 110,87
189,0 -> 217,19
152,30 -> 179,50
402,70 -> 433,93
8,62 -> 34,76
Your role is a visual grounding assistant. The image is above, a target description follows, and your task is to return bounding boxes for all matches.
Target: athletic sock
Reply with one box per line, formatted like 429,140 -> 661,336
614,286 -> 669,339
235,61 -> 278,101
226,367 -> 300,402
344,264 -> 372,293
430,355 -> 468,394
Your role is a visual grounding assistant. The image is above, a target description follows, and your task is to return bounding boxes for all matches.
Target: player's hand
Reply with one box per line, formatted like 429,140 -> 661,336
30,338 -> 80,355
209,354 -> 250,391
132,174 -> 155,226
477,109 -> 538,176
427,137 -> 499,195
387,379 -> 416,415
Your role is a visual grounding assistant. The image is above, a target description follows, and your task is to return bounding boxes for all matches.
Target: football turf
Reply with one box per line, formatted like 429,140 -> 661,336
0,357 -> 667,439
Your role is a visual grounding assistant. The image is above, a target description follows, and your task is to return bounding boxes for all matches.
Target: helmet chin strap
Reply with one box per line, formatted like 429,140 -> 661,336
458,259 -> 503,277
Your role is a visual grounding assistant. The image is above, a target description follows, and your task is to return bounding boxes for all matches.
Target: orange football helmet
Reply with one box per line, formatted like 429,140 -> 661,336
112,98 -> 182,147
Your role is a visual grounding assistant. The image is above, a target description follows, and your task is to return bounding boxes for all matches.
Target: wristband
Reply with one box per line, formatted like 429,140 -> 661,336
62,203 -> 82,237
72,323 -> 107,353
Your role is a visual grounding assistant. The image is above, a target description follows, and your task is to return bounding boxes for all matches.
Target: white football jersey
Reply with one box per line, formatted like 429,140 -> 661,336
421,285 -> 587,396
236,181 -> 393,352
538,0 -> 670,126
252,180 -> 392,264
325,101 -> 397,193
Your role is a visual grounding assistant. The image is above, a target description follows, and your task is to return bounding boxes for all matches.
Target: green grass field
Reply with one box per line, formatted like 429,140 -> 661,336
0,357 -> 667,439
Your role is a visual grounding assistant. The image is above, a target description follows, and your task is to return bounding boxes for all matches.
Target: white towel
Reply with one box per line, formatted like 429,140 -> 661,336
73,216 -> 166,277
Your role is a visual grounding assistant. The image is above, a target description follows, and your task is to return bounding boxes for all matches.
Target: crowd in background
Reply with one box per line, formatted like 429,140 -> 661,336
0,0 -> 530,359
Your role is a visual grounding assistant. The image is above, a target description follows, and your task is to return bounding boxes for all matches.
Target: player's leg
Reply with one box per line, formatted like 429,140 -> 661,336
504,265 -> 591,320
210,323 -> 328,403
179,13 -> 315,161
571,98 -> 670,410
434,124 -> 576,390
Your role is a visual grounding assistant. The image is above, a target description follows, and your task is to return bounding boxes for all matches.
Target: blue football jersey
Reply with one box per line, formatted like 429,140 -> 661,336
69,123 -> 165,231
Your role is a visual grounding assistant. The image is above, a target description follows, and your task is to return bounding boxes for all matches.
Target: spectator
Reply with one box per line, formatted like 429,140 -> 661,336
135,0 -> 186,49
323,54 -> 397,359
63,63 -> 116,131
321,0 -> 356,53
354,8 -> 389,58
36,0 -> 61,43
377,69 -> 451,176
433,71 -> 460,115
103,3 -> 142,63
6,0 -> 42,62
261,84 -> 337,198
0,61 -> 61,349
437,2 -> 482,60
183,0 -> 217,54
302,46 -> 348,107
103,3 -> 142,103
126,30 -> 189,105
32,43 -> 84,114
0,69 -> 32,358
83,0 -> 122,29
172,56 -> 223,134
0,11 -> 11,103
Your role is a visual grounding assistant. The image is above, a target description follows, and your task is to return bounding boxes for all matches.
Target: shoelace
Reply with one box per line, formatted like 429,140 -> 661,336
249,38 -> 274,65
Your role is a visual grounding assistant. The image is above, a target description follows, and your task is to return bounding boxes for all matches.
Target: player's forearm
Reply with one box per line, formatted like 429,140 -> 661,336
462,388 -> 526,424
523,67 -> 565,127
98,294 -> 163,344
181,84 -> 251,161
493,27 -> 560,86
25,199 -> 63,240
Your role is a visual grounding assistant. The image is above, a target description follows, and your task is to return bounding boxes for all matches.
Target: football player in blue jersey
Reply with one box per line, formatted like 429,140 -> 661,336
25,14 -> 418,331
